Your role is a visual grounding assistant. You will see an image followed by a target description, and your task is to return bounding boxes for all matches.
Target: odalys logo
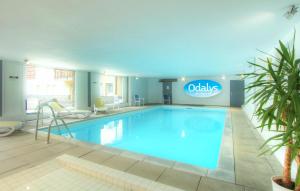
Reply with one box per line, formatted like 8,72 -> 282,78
184,80 -> 222,97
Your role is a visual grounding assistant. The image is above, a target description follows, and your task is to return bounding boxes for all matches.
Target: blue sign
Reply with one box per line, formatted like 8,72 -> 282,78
184,80 -> 222,97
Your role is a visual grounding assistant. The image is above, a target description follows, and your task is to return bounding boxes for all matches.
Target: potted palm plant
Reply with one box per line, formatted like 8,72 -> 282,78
244,32 -> 300,191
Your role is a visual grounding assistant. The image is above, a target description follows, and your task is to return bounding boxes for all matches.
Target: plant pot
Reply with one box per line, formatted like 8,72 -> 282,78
272,176 -> 293,191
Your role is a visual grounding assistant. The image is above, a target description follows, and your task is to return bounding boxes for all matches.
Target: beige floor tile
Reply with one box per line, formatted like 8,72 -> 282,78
0,163 -> 34,179
0,157 -> 29,174
16,142 -> 77,165
120,151 -> 146,160
157,168 -> 201,191
0,138 -> 37,152
64,146 -> 93,157
217,156 -> 234,171
100,146 -> 124,155
143,156 -> 175,168
81,150 -> 115,164
0,141 -> 58,161
19,148 -> 59,164
172,162 -> 207,176
103,155 -> 138,171
234,151 -> 265,163
198,177 -> 243,191
127,161 -> 166,180
46,142 -> 76,153
236,161 -> 273,174
235,169 -> 272,191
0,132 -> 31,143
231,109 -> 276,191
207,168 -> 235,183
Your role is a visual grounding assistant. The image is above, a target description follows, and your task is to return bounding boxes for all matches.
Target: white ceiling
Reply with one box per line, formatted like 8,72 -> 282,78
0,0 -> 299,77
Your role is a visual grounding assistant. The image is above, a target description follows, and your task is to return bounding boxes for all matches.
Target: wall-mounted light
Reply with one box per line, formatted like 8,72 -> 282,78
181,77 -> 186,82
135,77 -> 139,80
24,59 -> 30,64
9,76 -> 19,79
221,75 -> 226,80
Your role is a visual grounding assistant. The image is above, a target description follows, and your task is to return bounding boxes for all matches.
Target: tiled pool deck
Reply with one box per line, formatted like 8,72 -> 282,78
0,107 -> 282,191
0,155 -> 184,191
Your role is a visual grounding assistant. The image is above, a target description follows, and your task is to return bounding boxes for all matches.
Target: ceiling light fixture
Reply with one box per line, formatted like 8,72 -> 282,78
284,4 -> 299,19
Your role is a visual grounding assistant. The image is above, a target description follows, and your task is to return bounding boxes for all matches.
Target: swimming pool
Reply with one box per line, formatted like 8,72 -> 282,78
49,106 -> 227,169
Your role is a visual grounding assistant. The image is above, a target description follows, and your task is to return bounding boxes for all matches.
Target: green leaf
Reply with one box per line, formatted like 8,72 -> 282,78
279,40 -> 291,63
244,31 -> 300,163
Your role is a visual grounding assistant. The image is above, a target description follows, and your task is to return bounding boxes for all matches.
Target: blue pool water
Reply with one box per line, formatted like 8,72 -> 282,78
49,106 -> 227,169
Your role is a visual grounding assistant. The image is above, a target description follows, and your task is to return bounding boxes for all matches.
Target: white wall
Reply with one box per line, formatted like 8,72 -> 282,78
122,77 -> 129,105
90,72 -> 100,108
90,74 -> 129,107
128,77 -> 148,105
129,75 -> 241,106
147,78 -> 163,104
0,62 -> 91,120
172,76 -> 238,106
74,71 -> 89,110
1,60 -> 25,120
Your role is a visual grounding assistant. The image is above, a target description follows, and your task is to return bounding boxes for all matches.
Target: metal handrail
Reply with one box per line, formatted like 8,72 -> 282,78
35,100 -> 73,144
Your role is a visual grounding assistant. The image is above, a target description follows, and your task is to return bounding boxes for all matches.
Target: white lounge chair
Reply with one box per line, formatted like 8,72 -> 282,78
94,98 -> 108,114
105,96 -> 122,110
133,95 -> 144,106
48,99 -> 92,119
0,121 -> 24,137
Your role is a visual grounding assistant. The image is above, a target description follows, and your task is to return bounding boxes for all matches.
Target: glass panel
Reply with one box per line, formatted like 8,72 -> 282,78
100,75 -> 124,103
25,64 -> 74,112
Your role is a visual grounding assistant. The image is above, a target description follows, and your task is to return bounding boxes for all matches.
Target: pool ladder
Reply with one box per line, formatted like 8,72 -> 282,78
35,101 -> 73,144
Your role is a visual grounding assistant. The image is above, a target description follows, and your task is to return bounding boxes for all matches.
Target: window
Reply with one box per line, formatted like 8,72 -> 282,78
100,75 -> 125,102
25,64 -> 75,112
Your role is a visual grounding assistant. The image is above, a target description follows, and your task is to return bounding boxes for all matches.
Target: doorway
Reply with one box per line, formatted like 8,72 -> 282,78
230,80 -> 245,107
162,82 -> 172,104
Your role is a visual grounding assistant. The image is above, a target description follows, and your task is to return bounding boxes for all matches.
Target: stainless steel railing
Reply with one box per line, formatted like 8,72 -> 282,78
35,101 -> 73,144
